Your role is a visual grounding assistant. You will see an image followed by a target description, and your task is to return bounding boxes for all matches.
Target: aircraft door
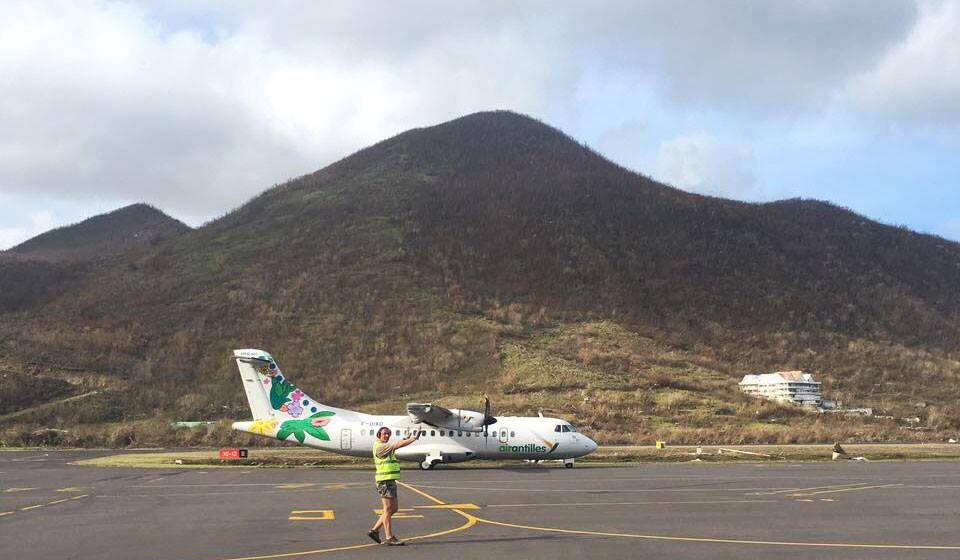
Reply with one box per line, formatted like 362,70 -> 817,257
498,428 -> 509,444
340,428 -> 352,450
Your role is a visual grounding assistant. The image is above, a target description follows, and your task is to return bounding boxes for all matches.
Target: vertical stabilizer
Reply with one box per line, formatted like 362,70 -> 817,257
234,349 -> 276,420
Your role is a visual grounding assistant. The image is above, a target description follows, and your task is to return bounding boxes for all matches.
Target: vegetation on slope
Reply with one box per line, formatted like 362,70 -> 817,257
1,111 -> 959,447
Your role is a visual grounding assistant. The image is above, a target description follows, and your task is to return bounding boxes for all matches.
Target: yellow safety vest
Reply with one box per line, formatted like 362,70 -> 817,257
373,442 -> 401,482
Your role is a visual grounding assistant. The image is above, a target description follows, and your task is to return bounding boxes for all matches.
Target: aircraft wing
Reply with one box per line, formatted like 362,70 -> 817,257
406,403 -> 454,426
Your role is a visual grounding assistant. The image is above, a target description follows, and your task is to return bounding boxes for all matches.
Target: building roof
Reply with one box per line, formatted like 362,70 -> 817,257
739,371 -> 819,385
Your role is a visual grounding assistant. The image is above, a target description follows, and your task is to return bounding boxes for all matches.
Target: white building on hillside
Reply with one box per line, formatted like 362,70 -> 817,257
739,371 -> 822,408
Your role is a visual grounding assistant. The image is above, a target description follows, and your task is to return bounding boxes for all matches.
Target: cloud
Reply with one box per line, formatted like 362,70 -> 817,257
656,133 -> 759,200
938,218 -> 960,242
0,1 -> 573,227
0,0 -> 946,246
0,208 -> 56,250
848,0 -> 960,128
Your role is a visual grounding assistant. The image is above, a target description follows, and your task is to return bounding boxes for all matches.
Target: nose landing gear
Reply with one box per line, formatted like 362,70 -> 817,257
564,458 -> 575,469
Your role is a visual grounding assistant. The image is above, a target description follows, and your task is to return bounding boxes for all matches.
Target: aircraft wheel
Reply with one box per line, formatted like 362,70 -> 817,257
564,462 -> 574,468
420,460 -> 438,470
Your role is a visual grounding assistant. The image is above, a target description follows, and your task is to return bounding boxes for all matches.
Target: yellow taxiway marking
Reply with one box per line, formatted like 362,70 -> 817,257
792,484 -> 901,497
288,509 -> 334,521
3,487 -> 37,493
0,511 -> 14,517
47,498 -> 71,505
373,507 -> 423,519
276,483 -> 316,490
20,504 -> 44,511
213,498 -> 476,560
69,494 -> 89,500
414,503 -> 480,510
473,515 -> 960,550
403,482 -> 960,552
753,482 -> 868,496
56,486 -> 91,492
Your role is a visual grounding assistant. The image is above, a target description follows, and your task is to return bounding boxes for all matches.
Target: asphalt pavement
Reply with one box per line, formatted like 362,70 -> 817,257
2,450 -> 960,559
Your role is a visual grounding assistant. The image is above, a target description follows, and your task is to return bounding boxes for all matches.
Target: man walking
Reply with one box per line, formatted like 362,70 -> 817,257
368,426 -> 420,545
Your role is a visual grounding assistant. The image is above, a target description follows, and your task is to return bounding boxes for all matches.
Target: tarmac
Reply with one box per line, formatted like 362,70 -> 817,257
2,449 -> 960,559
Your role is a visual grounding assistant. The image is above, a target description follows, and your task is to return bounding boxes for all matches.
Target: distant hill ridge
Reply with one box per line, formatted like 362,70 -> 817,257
9,203 -> 189,260
1,110 -> 959,447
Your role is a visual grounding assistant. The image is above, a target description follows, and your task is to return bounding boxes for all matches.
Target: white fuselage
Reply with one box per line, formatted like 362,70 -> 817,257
229,348 -> 597,467
234,402 -> 597,464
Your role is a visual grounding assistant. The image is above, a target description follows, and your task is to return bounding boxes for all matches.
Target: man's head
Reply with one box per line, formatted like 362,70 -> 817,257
377,427 -> 391,442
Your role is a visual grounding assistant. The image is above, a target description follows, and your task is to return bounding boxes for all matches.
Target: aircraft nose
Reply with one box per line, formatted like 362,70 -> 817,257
584,436 -> 598,453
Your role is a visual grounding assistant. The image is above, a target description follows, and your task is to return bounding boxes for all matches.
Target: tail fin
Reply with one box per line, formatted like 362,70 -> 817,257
232,349 -> 323,420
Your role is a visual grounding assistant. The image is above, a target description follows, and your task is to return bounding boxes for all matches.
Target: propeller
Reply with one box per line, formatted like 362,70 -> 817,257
481,393 -> 497,436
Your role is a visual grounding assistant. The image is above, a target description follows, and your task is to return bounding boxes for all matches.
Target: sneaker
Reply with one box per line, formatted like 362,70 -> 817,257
366,530 -> 381,544
384,536 -> 405,546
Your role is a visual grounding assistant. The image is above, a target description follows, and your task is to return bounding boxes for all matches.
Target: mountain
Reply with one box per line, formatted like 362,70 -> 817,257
8,203 -> 189,260
2,111 -> 959,448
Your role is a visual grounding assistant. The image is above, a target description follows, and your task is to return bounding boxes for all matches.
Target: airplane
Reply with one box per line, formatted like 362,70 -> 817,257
230,349 -> 598,469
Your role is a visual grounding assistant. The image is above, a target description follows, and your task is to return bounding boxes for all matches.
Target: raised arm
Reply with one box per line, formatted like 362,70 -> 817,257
394,427 -> 422,449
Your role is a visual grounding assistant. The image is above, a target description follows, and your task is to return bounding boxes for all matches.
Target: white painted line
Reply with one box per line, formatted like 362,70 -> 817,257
486,499 -> 779,508
20,504 -> 44,511
413,484 -> 778,494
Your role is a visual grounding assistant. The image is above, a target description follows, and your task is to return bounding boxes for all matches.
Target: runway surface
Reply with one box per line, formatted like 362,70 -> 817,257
2,450 -> 960,559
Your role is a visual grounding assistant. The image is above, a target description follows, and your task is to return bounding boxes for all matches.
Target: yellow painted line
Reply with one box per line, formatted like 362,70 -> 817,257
3,487 -> 37,493
276,483 -> 316,489
289,509 -> 334,521
0,511 -> 14,517
47,498 -> 71,505
20,504 -> 44,511
69,494 -> 89,500
471,514 -> 960,550
373,507 -> 422,519
753,483 -> 868,496
208,483 -> 477,560
792,484 -> 901,497
413,503 -> 480,510
399,481 -> 446,505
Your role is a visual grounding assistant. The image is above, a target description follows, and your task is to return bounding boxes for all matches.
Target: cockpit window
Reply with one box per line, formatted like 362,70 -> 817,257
567,424 -> 577,432
561,425 -> 571,432
554,425 -> 561,432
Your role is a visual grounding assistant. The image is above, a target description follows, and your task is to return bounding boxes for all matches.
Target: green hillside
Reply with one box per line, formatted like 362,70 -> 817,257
2,111 -> 959,448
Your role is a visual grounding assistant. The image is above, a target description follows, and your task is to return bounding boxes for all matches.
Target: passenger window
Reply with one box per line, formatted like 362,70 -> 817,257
430,430 -> 435,437
500,429 -> 507,438
510,431 -> 515,437
440,430 -> 445,436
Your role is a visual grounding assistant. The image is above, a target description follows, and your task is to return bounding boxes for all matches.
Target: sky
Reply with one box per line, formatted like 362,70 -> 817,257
1,0 -> 959,249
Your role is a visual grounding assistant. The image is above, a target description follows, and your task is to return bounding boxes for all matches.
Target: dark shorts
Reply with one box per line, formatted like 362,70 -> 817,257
376,480 -> 398,499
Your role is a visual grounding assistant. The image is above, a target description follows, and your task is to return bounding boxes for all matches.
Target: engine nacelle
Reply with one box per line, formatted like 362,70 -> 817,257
406,403 -> 495,432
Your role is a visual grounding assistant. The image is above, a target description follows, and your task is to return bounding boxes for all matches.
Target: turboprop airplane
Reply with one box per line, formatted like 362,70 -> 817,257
230,349 -> 598,469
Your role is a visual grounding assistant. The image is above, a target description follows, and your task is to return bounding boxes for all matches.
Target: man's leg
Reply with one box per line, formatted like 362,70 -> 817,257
372,497 -> 391,533
382,496 -> 397,539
